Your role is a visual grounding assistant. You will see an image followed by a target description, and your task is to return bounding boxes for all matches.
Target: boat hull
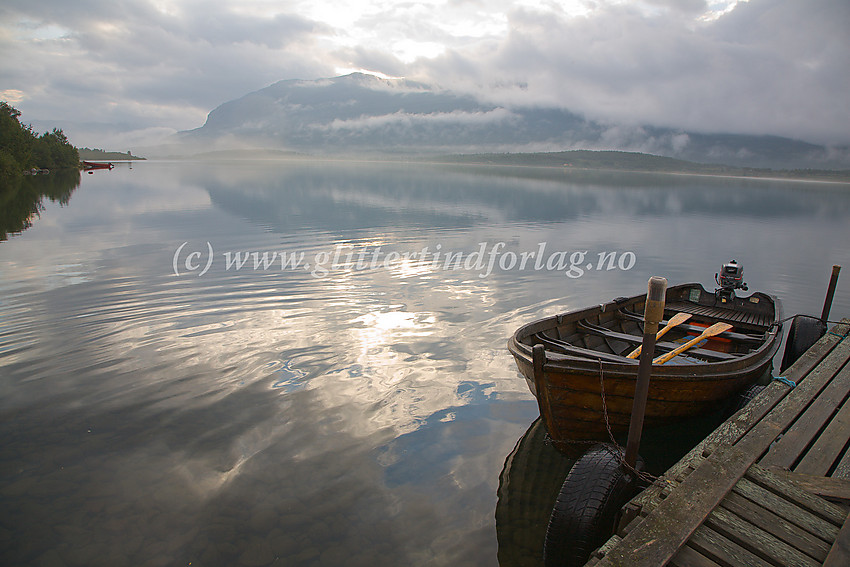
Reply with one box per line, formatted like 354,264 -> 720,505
508,283 -> 782,444
82,161 -> 114,170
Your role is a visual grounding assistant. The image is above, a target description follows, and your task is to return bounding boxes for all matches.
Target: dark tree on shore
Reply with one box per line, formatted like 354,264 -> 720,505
1,102 -> 80,180
1,102 -> 82,239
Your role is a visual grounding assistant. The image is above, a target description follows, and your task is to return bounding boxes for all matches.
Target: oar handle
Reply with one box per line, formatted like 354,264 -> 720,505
626,313 -> 691,359
654,336 -> 705,364
653,323 -> 733,364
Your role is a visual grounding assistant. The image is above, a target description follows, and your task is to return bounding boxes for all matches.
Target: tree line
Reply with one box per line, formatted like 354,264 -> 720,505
1,102 -> 80,180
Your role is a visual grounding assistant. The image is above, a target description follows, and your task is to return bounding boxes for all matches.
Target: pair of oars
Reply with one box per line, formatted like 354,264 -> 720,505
626,312 -> 733,364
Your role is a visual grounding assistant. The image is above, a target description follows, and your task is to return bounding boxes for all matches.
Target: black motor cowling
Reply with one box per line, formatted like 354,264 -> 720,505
716,260 -> 748,302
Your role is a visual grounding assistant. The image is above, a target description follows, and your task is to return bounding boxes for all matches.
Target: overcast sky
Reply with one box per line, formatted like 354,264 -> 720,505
2,0 -> 848,149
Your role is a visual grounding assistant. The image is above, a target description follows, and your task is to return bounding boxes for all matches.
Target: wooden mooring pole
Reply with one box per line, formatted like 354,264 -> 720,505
822,265 -> 841,323
624,276 -> 667,469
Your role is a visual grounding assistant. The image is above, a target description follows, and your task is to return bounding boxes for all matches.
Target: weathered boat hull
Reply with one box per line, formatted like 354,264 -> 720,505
508,283 -> 782,444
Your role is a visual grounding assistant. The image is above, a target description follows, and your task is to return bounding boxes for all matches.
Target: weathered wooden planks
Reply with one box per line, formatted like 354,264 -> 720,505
668,544 -> 723,567
824,515 -> 850,567
618,321 -> 850,535
591,320 -> 850,567
793,391 -> 850,477
665,302 -> 774,328
746,464 -> 847,526
762,467 -> 850,504
733,476 -> 841,540
685,526 -> 775,567
719,490 -> 831,561
760,363 -> 850,470
704,504 -> 821,567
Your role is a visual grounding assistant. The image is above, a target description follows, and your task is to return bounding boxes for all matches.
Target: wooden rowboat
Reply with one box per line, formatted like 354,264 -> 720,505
508,282 -> 782,444
82,161 -> 114,170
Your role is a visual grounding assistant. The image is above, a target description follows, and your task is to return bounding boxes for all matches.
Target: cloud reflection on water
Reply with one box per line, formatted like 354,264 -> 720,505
1,160 -> 849,566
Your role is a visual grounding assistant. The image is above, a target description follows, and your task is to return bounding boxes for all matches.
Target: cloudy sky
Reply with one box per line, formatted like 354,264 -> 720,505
2,0 -> 848,150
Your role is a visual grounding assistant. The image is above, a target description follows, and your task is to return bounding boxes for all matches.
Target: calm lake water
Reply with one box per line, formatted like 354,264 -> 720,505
1,160 -> 849,566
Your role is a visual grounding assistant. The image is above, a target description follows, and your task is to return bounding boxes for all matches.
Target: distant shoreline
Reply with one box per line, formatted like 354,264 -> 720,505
415,159 -> 850,185
137,148 -> 850,184
78,149 -> 146,161
420,150 -> 850,184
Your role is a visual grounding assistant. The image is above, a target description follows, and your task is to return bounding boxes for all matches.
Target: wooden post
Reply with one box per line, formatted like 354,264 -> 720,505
624,276 -> 667,469
821,265 -> 841,323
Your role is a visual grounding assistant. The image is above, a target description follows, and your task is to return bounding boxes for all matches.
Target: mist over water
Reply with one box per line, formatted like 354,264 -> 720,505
2,159 -> 849,566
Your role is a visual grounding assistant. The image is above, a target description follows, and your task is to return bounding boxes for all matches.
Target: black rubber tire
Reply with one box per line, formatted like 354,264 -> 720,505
731,383 -> 766,414
543,444 -> 644,567
780,316 -> 826,373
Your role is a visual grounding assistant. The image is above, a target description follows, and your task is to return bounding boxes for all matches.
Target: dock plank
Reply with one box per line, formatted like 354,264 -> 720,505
824,515 -> 850,567
794,393 -> 850,476
746,464 -> 848,526
686,526 -> 774,567
832,449 -> 850,480
704,505 -> 820,567
762,467 -> 850,503
669,544 -> 723,567
719,490 -> 831,561
731,477 -> 839,541
760,362 -> 850,470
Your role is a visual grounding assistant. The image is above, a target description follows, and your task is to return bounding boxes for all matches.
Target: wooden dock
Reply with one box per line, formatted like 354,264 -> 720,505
587,318 -> 850,567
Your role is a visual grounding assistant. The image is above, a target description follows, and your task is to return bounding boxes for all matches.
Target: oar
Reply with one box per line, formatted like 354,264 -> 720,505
626,312 -> 692,359
653,322 -> 733,364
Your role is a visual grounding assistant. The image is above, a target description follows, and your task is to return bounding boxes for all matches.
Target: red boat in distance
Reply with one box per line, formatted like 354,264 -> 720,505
82,161 -> 114,171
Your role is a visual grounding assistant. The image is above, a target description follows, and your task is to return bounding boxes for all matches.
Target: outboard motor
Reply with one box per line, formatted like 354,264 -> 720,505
715,260 -> 748,302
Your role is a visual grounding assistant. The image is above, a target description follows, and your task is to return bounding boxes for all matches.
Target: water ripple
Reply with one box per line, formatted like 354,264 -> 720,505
2,161 -> 849,566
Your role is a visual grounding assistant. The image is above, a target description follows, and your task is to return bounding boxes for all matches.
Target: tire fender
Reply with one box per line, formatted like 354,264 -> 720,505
543,443 -> 645,567
726,383 -> 767,417
780,316 -> 826,373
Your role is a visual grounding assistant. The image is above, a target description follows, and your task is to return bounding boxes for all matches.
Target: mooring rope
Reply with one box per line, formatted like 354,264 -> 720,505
829,330 -> 849,341
770,314 -> 848,333
772,376 -> 797,388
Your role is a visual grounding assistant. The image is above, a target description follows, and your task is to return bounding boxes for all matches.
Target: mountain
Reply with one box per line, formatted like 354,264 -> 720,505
177,73 -> 850,170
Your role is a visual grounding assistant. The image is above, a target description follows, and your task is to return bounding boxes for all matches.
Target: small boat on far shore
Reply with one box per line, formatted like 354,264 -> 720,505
82,161 -> 114,170
508,277 -> 783,445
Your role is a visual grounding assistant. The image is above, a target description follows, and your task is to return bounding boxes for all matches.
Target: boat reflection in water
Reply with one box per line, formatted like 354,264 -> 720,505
496,419 -> 576,567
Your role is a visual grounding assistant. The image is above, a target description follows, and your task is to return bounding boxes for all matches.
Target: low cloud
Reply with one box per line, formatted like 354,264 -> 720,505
319,108 -> 518,132
407,0 -> 850,144
1,0 -> 337,134
2,0 -> 847,148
